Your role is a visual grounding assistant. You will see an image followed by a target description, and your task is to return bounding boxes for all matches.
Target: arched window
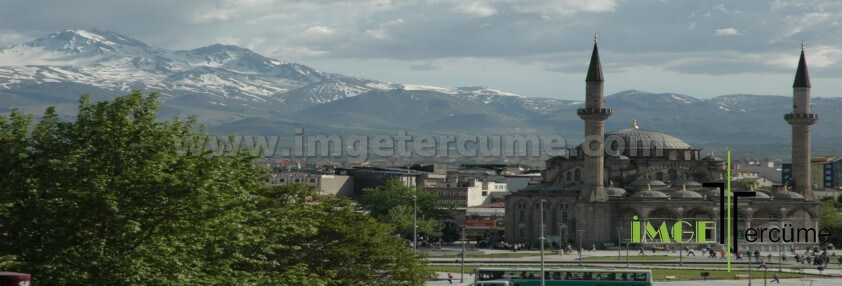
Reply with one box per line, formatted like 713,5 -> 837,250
655,172 -> 664,181
668,169 -> 678,181
566,172 -> 572,182
574,169 -> 581,182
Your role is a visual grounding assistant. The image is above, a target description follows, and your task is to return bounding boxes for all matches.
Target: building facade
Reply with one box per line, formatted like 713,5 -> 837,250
504,39 -> 820,251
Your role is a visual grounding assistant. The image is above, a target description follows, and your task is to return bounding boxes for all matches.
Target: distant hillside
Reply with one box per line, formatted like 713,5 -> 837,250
2,30 -> 841,158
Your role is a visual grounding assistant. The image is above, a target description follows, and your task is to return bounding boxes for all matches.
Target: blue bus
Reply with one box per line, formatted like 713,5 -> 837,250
473,268 -> 653,286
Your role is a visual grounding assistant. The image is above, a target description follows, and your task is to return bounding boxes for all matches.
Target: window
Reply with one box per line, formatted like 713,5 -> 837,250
769,213 -> 779,222
519,228 -> 525,238
279,178 -> 285,183
294,178 -> 300,183
561,211 -> 568,221
574,169 -> 581,182
482,191 -> 488,196
309,178 -> 316,183
655,172 -> 664,181
519,210 -> 525,223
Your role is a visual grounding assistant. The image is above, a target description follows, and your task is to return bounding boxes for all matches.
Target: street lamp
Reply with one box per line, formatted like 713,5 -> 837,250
617,226 -> 621,261
577,230 -> 585,266
412,194 -> 417,253
540,199 -> 546,286
461,226 -> 466,283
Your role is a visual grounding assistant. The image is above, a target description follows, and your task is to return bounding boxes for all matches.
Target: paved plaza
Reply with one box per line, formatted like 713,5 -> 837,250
423,247 -> 842,285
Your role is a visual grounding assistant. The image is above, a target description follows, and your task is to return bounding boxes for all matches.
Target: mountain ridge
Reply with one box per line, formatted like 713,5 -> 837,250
1,29 -> 841,152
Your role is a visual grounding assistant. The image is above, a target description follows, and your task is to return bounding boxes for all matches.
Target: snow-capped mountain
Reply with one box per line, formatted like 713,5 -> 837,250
2,29 -> 842,149
0,29 -> 564,113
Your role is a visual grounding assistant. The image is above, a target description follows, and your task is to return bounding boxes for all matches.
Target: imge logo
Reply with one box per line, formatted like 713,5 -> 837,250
630,215 -> 715,243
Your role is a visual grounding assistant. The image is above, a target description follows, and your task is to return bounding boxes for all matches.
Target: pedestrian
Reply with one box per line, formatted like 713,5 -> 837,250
639,245 -> 646,255
759,259 -> 767,269
651,245 -> 656,253
736,252 -> 742,261
767,253 -> 773,262
754,249 -> 761,263
782,252 -> 787,262
771,272 -> 780,283
591,244 -> 596,252
688,247 -> 695,256
721,250 -> 726,259
447,273 -> 453,285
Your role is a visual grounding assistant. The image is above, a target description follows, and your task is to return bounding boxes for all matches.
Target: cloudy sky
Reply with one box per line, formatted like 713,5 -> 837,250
1,0 -> 840,99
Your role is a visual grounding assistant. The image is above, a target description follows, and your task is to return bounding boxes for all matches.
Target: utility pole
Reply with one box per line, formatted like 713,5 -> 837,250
412,194 -> 417,253
617,226 -> 621,261
778,244 -> 783,273
577,230 -> 585,266
625,240 -> 630,268
461,226 -> 466,283
749,247 -> 753,286
540,199 -> 546,286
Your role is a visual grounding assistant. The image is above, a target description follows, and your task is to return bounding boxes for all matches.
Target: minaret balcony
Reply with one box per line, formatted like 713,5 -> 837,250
577,108 -> 612,120
784,113 -> 818,125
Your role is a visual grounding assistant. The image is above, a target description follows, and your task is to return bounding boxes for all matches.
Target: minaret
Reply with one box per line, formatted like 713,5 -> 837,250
577,34 -> 612,201
784,42 -> 819,200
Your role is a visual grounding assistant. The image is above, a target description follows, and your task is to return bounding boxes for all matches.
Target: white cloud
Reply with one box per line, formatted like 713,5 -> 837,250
513,0 -> 617,18
453,2 -> 497,17
714,28 -> 741,36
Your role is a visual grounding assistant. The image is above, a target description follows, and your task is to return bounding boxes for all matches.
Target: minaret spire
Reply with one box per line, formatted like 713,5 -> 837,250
793,42 -> 811,88
577,34 -> 612,202
586,35 -> 604,82
785,43 -> 819,200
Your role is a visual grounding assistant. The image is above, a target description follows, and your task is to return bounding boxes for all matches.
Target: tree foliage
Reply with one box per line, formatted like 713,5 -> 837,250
359,179 -> 450,238
0,91 -> 427,285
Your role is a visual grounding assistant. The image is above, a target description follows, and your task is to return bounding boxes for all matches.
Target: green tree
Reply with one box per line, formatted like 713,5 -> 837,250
819,198 -> 842,228
0,91 -> 428,285
359,179 -> 451,238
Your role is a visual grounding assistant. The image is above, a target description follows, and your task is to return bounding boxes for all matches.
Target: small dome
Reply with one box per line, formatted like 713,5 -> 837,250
631,189 -> 669,198
628,177 -> 667,187
748,190 -> 771,199
670,185 -> 704,199
670,178 -> 702,187
607,151 -> 630,161
702,153 -> 720,161
697,187 -> 722,197
773,191 -> 805,200
605,181 -> 627,197
548,155 -> 568,161
566,183 -> 583,191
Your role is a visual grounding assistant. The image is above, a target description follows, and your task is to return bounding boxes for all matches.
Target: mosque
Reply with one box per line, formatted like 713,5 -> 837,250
504,38 -> 821,251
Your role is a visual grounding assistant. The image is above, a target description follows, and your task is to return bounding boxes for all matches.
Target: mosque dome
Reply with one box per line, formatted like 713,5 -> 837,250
628,177 -> 667,188
669,184 -> 704,199
773,186 -> 805,200
697,187 -> 722,198
605,181 -> 627,197
630,184 -> 669,198
670,175 -> 702,187
604,120 -> 692,151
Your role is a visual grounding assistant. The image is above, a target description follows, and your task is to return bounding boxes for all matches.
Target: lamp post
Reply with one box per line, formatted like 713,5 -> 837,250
540,199 -> 546,286
625,239 -> 630,268
778,243 -> 783,274
461,226 -> 465,283
577,230 -> 585,266
413,194 -> 417,253
748,247 -> 753,286
617,226 -> 621,261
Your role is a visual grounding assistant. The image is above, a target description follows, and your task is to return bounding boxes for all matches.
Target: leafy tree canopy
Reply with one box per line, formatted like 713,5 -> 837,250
0,91 -> 427,285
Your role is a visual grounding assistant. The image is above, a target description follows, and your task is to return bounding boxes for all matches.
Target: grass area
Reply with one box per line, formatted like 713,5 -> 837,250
583,255 -> 676,261
431,252 -> 544,258
427,265 -> 823,281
